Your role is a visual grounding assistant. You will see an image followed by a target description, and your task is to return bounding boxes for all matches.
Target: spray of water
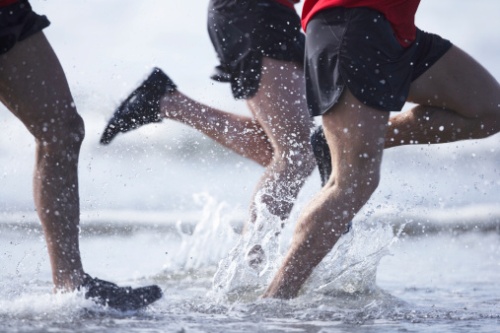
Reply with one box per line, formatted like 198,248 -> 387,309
161,192 -> 241,273
157,190 -> 403,306
304,219 -> 398,296
211,197 -> 285,302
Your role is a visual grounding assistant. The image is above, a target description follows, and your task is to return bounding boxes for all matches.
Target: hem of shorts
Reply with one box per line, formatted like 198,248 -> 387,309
313,72 -> 401,117
312,85 -> 344,117
229,54 -> 304,101
340,57 -> 407,112
18,19 -> 50,43
411,41 -> 453,82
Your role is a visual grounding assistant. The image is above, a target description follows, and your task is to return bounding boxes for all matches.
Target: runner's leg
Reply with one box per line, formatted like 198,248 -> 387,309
263,88 -> 389,298
0,32 -> 85,290
159,91 -> 273,166
386,45 -> 500,147
246,57 -> 316,222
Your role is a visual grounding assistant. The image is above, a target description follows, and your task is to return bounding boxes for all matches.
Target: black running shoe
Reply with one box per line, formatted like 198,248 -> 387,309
310,125 -> 332,187
81,274 -> 162,311
100,67 -> 176,145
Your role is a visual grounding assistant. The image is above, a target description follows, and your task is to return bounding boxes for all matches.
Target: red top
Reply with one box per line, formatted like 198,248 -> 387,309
0,0 -> 18,6
274,0 -> 300,9
302,0 -> 421,46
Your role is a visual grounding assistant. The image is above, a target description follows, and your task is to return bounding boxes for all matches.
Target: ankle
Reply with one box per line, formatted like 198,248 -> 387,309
160,91 -> 185,119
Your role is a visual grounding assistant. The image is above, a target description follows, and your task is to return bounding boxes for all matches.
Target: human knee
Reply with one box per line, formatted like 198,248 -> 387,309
481,104 -> 500,136
294,143 -> 316,176
446,104 -> 499,138
277,142 -> 316,179
345,176 -> 379,203
331,165 -> 381,204
357,171 -> 380,199
35,109 -> 85,152
408,106 -> 436,125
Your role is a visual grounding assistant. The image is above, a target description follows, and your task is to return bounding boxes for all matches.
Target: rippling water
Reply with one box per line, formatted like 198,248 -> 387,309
2,195 -> 500,332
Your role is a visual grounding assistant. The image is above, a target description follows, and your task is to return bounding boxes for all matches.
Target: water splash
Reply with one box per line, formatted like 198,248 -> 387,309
161,192 -> 242,272
158,190 -> 403,306
0,289 -> 93,320
211,195 -> 286,301
304,219 -> 399,296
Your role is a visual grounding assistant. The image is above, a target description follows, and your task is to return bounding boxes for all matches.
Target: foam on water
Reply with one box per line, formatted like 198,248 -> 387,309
0,290 -> 91,318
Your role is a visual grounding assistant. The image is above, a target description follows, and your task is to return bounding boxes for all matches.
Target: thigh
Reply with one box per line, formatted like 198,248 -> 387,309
408,45 -> 500,118
246,57 -> 313,149
322,89 -> 389,187
0,32 -> 78,138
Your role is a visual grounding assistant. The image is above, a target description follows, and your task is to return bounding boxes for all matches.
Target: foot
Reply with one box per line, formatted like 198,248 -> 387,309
310,125 -> 332,187
246,244 -> 265,271
100,67 -> 176,145
81,274 -> 162,311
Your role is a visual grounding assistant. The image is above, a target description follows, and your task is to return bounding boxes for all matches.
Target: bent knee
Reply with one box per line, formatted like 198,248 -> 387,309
330,169 -> 381,204
34,111 -> 85,148
481,105 -> 500,136
346,175 -> 380,201
296,146 -> 316,176
278,144 -> 316,178
460,105 -> 500,138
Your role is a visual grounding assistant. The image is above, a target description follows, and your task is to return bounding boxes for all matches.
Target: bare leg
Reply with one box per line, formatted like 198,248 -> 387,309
246,57 -> 316,222
264,45 -> 500,299
159,57 -> 315,222
263,90 -> 389,298
160,92 -> 273,167
318,46 -> 500,185
0,32 -> 85,290
387,45 -> 500,147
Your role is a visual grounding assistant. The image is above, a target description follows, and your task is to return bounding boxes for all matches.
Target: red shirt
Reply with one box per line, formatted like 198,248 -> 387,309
302,0 -> 421,46
0,0 -> 18,6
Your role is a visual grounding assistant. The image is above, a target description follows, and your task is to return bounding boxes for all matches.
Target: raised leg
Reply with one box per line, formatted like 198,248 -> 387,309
160,91 -> 273,167
160,57 -> 316,222
387,45 -> 500,147
314,45 -> 500,186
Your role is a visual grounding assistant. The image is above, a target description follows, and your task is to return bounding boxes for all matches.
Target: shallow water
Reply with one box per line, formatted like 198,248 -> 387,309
2,202 -> 500,332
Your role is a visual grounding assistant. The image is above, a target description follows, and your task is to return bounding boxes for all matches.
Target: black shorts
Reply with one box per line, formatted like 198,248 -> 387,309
304,7 -> 453,116
0,0 -> 50,55
207,0 -> 305,99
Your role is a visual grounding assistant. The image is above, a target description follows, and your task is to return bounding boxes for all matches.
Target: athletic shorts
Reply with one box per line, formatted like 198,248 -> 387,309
0,0 -> 50,55
304,7 -> 453,116
207,0 -> 305,99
